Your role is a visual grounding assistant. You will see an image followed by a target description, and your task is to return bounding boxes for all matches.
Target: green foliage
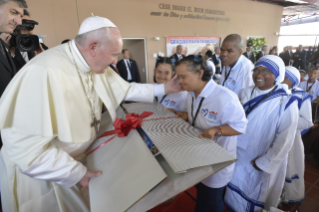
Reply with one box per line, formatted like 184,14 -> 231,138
246,37 -> 267,57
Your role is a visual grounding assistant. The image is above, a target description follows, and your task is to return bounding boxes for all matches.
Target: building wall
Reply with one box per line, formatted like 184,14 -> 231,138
27,0 -> 283,82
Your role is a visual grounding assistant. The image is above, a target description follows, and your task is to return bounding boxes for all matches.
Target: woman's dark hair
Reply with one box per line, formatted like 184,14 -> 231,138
175,55 -> 212,81
153,56 -> 176,83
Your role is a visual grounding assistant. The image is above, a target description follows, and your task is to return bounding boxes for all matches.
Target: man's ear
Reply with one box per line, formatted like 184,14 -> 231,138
88,42 -> 98,57
198,69 -> 204,79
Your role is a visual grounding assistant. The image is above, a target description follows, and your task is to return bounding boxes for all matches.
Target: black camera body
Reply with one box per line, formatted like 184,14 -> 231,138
10,19 -> 40,52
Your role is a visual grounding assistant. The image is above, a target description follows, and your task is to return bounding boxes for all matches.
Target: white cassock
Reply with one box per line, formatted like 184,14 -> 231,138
283,88 -> 313,203
156,91 -> 188,111
0,40 -> 166,212
219,55 -> 254,95
282,66 -> 313,204
299,80 -> 319,100
224,84 -> 299,211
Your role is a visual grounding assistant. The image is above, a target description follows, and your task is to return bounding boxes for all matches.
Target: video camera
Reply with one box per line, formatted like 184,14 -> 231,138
10,19 -> 40,52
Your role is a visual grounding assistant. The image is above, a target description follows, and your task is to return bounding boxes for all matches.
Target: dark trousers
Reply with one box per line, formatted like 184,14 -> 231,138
195,183 -> 225,212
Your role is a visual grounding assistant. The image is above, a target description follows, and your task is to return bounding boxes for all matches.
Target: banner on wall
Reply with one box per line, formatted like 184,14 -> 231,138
166,36 -> 221,57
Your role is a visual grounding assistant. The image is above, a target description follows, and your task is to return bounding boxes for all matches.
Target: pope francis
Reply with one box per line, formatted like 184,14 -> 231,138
0,16 -> 180,211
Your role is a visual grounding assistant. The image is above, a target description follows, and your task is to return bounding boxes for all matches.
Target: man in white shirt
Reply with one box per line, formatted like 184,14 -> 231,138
116,49 -> 140,82
219,34 -> 254,96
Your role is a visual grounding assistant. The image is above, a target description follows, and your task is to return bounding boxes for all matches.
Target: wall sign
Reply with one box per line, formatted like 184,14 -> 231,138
151,3 -> 230,22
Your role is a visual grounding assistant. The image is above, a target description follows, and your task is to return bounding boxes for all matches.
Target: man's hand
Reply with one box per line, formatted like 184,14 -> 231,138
0,33 -> 12,46
79,170 -> 102,188
199,127 -> 218,140
251,160 -> 262,171
34,43 -> 45,56
216,64 -> 220,67
164,75 -> 182,94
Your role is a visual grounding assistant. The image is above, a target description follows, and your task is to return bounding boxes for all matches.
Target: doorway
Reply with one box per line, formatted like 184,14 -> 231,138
119,38 -> 148,83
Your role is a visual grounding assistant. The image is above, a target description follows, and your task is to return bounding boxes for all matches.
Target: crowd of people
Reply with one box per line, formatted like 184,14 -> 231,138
0,0 -> 319,212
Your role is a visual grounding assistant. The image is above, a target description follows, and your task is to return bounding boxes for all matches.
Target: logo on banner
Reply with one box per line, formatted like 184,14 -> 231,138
208,111 -> 218,120
201,109 -> 209,117
169,100 -> 177,107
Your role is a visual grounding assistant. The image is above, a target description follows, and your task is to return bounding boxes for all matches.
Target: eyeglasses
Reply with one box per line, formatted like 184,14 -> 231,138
253,68 -> 272,74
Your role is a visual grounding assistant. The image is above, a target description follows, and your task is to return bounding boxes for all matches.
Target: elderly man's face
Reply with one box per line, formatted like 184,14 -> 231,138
220,41 -> 242,67
176,46 -> 183,55
92,29 -> 122,74
0,1 -> 23,34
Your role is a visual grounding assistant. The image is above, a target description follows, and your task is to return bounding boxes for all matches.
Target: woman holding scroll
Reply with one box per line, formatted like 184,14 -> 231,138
175,55 -> 247,212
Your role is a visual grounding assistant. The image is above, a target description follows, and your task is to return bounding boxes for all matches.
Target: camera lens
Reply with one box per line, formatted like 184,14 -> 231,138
18,37 -> 34,51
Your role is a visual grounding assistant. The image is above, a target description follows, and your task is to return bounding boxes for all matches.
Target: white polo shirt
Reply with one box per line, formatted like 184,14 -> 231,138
219,55 -> 254,96
187,80 -> 247,188
299,80 -> 319,100
157,91 -> 188,112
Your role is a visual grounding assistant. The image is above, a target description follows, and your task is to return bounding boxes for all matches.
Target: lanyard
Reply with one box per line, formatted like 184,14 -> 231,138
191,96 -> 205,127
246,85 -> 278,117
159,95 -> 168,104
222,67 -> 233,86
306,81 -> 314,92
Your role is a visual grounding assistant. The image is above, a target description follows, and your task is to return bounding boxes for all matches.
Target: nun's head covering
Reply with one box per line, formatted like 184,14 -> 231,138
255,55 -> 285,85
285,66 -> 300,90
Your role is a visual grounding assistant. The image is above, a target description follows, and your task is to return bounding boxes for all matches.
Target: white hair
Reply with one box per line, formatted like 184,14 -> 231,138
214,46 -> 220,52
75,27 -> 113,48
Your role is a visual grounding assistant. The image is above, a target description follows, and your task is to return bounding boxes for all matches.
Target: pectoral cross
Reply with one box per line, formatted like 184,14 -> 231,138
91,116 -> 100,134
280,97 -> 283,105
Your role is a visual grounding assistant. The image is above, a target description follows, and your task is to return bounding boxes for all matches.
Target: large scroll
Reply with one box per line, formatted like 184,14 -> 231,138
86,108 -> 167,212
87,103 -> 237,212
122,102 -> 237,173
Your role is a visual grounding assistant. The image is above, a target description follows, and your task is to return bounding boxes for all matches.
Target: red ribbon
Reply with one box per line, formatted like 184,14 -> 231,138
86,112 -> 153,156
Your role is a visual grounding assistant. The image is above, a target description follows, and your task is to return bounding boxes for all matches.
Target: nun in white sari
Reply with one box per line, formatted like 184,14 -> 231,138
224,56 -> 299,212
281,66 -> 313,204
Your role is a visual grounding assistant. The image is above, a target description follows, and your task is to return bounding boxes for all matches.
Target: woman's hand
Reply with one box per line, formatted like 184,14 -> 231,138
166,108 -> 176,113
199,127 -> 218,140
175,111 -> 188,121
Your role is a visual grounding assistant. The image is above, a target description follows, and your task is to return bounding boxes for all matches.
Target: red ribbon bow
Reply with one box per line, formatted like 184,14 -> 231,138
113,112 -> 153,137
87,112 -> 153,156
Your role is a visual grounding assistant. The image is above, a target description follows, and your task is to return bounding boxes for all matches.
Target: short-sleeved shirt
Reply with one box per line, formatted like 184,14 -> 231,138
187,80 -> 247,188
157,91 -> 188,112
219,55 -> 254,96
299,80 -> 319,100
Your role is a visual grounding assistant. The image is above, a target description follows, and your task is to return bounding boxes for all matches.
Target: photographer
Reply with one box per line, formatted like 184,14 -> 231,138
0,0 -> 27,149
2,9 -> 44,71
